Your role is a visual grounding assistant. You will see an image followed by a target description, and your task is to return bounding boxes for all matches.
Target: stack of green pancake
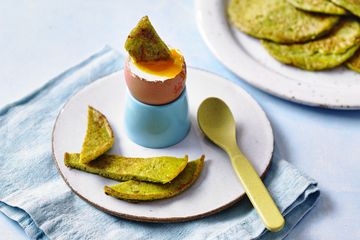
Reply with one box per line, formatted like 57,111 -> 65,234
228,0 -> 360,72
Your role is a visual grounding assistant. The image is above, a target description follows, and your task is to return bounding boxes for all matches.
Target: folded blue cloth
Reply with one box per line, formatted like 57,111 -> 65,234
0,46 -> 319,240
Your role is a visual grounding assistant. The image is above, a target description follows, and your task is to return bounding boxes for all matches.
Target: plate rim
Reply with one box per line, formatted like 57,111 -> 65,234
51,67 -> 274,223
195,0 -> 360,110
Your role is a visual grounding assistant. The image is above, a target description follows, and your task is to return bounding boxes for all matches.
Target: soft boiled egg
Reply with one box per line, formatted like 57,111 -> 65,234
124,49 -> 186,105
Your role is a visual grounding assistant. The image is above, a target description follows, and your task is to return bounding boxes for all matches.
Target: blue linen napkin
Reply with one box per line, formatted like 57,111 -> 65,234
0,46 -> 319,240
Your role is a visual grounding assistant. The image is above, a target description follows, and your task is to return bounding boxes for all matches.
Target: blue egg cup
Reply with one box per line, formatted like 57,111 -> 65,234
124,88 -> 190,148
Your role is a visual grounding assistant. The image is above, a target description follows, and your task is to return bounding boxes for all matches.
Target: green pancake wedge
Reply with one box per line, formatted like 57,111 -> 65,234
262,20 -> 360,70
287,0 -> 347,15
347,49 -> 360,72
227,0 -> 340,43
64,153 -> 188,184
79,106 -> 114,164
104,155 -> 205,201
331,0 -> 360,17
125,16 -> 172,62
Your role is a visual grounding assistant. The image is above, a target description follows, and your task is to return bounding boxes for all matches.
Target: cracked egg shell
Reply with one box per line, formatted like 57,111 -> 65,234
124,52 -> 186,105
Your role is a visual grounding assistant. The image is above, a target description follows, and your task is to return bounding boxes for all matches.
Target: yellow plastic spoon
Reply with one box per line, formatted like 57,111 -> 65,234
197,97 -> 285,232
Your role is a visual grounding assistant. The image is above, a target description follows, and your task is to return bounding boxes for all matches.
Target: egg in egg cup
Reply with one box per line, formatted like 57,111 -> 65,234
123,16 -> 190,148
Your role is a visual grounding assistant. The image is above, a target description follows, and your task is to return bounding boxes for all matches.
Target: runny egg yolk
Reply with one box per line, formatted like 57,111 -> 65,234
132,49 -> 184,79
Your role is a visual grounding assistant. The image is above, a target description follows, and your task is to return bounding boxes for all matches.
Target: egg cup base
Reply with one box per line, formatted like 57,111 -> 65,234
124,88 -> 190,148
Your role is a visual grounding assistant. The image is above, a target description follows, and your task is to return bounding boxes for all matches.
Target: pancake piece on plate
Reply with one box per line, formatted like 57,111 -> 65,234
262,20 -> 360,70
65,153 -> 189,184
331,0 -> 360,17
287,0 -> 346,15
80,106 -> 114,164
104,156 -> 205,201
227,0 -> 340,43
347,49 -> 360,72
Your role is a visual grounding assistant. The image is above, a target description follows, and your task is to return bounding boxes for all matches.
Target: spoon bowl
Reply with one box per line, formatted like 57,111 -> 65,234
197,97 -> 236,150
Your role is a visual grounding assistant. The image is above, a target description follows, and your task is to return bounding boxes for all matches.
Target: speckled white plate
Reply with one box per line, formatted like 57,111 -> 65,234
52,68 -> 273,222
196,0 -> 360,109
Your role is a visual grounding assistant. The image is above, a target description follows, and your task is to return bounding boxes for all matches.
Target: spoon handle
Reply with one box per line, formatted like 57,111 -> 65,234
229,148 -> 285,232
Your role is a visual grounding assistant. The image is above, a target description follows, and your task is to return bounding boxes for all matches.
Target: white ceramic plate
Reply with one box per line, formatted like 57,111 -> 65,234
52,68 -> 273,222
196,0 -> 360,109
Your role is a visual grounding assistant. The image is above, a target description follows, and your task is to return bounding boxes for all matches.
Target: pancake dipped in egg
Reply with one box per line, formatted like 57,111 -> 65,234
124,16 -> 186,105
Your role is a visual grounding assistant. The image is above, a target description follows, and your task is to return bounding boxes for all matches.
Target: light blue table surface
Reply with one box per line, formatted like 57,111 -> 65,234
1,1 -> 359,239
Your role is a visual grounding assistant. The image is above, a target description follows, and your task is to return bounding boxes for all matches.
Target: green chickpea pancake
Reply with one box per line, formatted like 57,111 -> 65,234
347,49 -> 360,72
227,0 -> 339,43
80,106 -> 114,164
287,0 -> 347,15
125,15 -> 172,62
331,0 -> 360,17
262,20 -> 360,70
65,153 -> 188,184
104,156 -> 205,201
